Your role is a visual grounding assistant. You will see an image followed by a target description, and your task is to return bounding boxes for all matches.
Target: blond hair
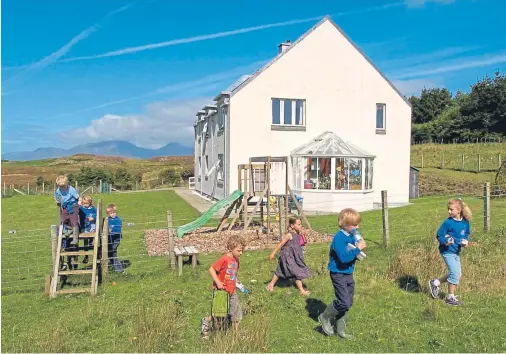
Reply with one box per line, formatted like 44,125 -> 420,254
55,175 -> 68,186
227,235 -> 246,251
448,198 -> 472,220
106,203 -> 117,212
82,195 -> 93,204
338,208 -> 361,228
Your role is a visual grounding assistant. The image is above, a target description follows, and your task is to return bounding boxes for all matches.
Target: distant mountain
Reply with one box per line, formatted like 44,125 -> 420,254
1,140 -> 193,161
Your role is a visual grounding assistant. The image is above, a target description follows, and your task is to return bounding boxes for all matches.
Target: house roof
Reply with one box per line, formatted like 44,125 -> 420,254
290,131 -> 375,158
228,16 -> 411,107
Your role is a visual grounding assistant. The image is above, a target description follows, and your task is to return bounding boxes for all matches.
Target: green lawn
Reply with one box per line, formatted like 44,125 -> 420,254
2,191 -> 506,352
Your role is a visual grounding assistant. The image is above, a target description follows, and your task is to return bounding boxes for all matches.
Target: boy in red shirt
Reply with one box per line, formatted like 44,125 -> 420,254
201,235 -> 247,337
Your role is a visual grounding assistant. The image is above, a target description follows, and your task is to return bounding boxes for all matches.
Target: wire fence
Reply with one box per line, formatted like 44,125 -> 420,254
412,138 -> 506,145
411,151 -> 503,173
2,185 -> 505,295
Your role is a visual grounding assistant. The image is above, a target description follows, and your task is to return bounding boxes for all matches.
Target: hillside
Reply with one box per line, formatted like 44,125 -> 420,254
1,154 -> 193,185
1,140 -> 193,161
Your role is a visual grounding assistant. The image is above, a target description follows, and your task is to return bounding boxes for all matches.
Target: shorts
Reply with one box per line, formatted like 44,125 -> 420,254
442,252 -> 462,285
229,293 -> 243,322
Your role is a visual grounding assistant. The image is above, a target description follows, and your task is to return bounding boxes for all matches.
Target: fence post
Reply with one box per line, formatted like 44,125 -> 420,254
484,182 -> 490,232
27,183 -> 30,195
478,154 -> 481,173
75,181 -> 78,192
167,210 -> 176,269
421,153 -> 424,168
101,217 -> 109,282
441,153 -> 445,169
3,182 -> 5,195
50,225 -> 58,269
91,186 -> 94,194
381,190 -> 390,247
99,180 -> 103,194
461,154 -> 465,171
499,153 -> 502,169
42,182 -> 45,194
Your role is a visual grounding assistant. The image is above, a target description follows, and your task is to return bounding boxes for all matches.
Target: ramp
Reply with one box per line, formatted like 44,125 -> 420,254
176,190 -> 244,237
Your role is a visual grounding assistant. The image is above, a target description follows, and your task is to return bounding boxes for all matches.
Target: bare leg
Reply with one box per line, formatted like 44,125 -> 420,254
266,275 -> 278,291
448,283 -> 456,295
233,321 -> 239,330
438,274 -> 449,284
295,280 -> 310,296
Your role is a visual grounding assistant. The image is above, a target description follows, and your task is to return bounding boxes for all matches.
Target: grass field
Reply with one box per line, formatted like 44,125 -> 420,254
2,190 -> 506,352
411,143 -> 505,173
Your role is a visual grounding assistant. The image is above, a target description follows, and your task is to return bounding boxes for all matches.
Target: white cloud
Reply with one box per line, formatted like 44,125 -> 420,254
391,52 -> 506,80
405,0 -> 455,8
2,3 -> 131,85
392,78 -> 441,96
68,98 -> 208,148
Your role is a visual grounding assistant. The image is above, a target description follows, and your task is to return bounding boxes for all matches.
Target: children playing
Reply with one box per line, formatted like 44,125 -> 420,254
201,235 -> 247,337
107,203 -> 125,273
54,175 -> 80,245
318,208 -> 366,339
79,195 -> 97,264
429,198 -> 472,306
266,216 -> 311,296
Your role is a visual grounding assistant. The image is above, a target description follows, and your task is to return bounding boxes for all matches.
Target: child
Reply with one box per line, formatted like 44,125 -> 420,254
54,175 -> 80,245
429,198 -> 472,306
201,235 -> 247,337
107,203 -> 124,273
266,216 -> 311,296
79,195 -> 97,264
318,208 -> 366,339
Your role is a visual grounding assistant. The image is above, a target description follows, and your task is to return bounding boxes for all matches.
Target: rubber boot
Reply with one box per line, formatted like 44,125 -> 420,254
71,227 -> 79,246
336,312 -> 352,339
318,303 -> 339,336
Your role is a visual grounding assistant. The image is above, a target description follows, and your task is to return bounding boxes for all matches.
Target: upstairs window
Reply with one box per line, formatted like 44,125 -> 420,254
376,103 -> 386,132
272,98 -> 305,127
219,106 -> 227,130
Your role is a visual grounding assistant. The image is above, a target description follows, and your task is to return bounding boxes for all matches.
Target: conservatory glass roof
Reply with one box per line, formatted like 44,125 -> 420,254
290,131 -> 375,158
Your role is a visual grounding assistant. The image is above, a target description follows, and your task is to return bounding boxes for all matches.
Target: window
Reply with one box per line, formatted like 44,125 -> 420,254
217,154 -> 224,181
205,156 -> 209,179
376,103 -> 386,131
304,157 -> 331,190
219,106 -> 227,130
272,98 -> 305,128
198,157 -> 202,181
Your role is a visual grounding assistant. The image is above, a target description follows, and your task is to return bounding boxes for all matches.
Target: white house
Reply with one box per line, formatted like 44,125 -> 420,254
193,16 -> 412,212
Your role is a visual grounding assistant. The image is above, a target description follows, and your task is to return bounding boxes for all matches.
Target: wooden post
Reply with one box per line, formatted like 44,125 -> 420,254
441,153 -> 445,169
279,196 -> 286,241
498,153 -> 502,169
42,182 -> 45,194
167,211 -> 176,269
99,180 -> 103,194
3,182 -> 5,195
54,182 -> 56,193
266,158 -> 271,231
421,153 -> 424,168
27,183 -> 30,195
284,158 -> 289,226
461,154 -> 465,171
135,181 -> 138,191
75,181 -> 78,192
101,217 -> 109,281
478,154 -> 481,173
484,182 -> 490,232
381,190 -> 390,247
91,186 -> 94,194
50,225 -> 58,269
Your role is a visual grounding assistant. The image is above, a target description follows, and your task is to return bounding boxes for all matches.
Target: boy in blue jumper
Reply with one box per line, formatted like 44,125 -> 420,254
107,203 -> 124,273
429,198 -> 472,306
79,195 -> 97,264
54,175 -> 80,246
318,208 -> 366,339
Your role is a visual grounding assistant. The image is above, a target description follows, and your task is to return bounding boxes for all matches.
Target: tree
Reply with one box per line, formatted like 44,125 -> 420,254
180,167 -> 194,180
114,168 -> 133,190
159,168 -> 180,186
409,88 -> 454,124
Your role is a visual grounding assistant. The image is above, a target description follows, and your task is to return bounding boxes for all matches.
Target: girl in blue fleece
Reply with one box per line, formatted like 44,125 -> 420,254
429,198 -> 472,306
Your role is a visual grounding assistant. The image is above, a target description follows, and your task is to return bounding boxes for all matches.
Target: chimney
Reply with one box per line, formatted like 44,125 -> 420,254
278,39 -> 291,54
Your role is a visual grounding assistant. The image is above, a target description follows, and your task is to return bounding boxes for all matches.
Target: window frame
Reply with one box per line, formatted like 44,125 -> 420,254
376,103 -> 386,134
271,97 -> 306,130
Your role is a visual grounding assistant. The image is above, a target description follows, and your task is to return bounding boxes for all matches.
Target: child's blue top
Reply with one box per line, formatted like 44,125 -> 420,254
54,186 -> 79,213
108,216 -> 122,235
436,217 -> 471,255
79,205 -> 97,230
328,229 -> 361,274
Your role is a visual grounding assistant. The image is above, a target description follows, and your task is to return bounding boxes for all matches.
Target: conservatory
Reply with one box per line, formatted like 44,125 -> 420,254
290,131 -> 376,212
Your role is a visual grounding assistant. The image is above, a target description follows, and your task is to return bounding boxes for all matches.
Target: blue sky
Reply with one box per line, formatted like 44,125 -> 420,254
2,0 -> 505,153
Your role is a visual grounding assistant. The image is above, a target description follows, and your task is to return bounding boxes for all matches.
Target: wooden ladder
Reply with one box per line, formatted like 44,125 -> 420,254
49,201 -> 102,298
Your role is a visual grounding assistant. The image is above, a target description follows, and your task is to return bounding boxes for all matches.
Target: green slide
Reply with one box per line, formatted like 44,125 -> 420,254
176,190 -> 244,237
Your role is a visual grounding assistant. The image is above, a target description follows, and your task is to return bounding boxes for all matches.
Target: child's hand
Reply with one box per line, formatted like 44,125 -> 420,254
88,216 -> 94,221
268,252 -> 276,260
357,239 -> 367,250
215,281 -> 224,290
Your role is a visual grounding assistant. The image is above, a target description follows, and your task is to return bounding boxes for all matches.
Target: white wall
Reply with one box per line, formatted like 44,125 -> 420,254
194,109 -> 226,200
228,19 -> 411,210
